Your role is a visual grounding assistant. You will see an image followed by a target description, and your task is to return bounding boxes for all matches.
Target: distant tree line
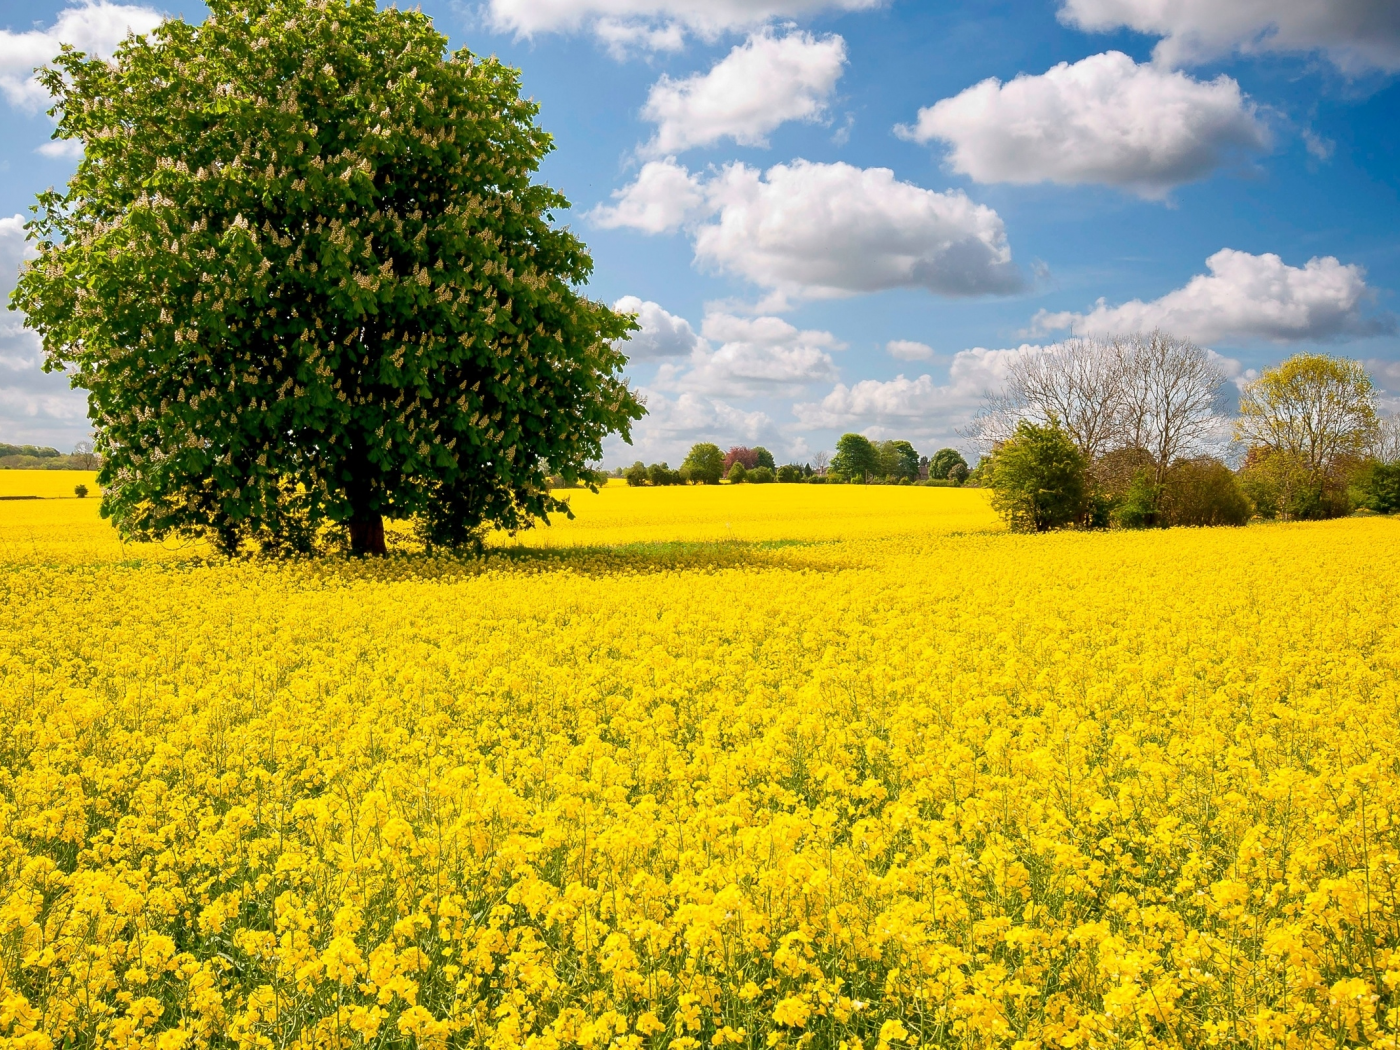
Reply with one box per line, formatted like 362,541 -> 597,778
974,333 -> 1398,532
614,439 -> 974,488
0,441 -> 101,470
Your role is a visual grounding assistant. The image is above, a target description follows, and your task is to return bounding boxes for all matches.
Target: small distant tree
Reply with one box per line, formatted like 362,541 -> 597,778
625,462 -> 648,486
929,448 -> 967,480
682,443 -> 724,484
812,450 -> 829,475
748,465 -> 774,484
648,462 -> 681,486
776,464 -> 802,483
947,461 -> 969,484
988,419 -> 1088,532
878,440 -> 920,480
753,446 -> 776,470
727,461 -> 748,483
723,447 -> 760,474
831,433 -> 878,482
71,440 -> 99,470
74,484 -> 90,498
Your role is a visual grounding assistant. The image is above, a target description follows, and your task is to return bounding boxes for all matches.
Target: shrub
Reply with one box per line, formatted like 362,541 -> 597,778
947,462 -> 969,485
749,466 -> 774,484
988,419 -> 1088,532
776,464 -> 803,483
808,475 -> 828,485
625,462 -> 648,487
1113,472 -> 1161,529
648,462 -> 682,486
727,462 -> 748,483
1159,458 -> 1251,527
74,484 -> 89,499
1239,450 -> 1351,520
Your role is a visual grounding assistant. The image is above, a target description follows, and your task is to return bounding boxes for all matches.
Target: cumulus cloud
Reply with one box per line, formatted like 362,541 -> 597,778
590,158 -> 707,234
642,29 -> 846,155
899,52 -> 1268,198
0,2 -> 163,109
613,297 -> 706,359
793,345 -> 1040,435
486,0 -> 881,52
594,160 -> 1023,302
0,215 -> 89,445
887,339 -> 936,361
1058,0 -> 1400,74
604,389 -> 776,463
696,160 -> 1022,300
1033,249 -> 1391,344
654,311 -> 842,397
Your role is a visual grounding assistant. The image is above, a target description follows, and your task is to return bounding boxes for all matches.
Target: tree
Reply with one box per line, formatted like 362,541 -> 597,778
929,447 -> 967,480
1372,414 -> 1400,465
71,440 -> 99,470
723,447 -> 760,474
1116,331 -> 1225,486
625,462 -> 648,486
74,484 -> 90,498
988,419 -> 1087,532
878,440 -> 919,480
753,446 -> 776,470
981,337 -> 1125,459
776,464 -> 802,483
1235,354 -> 1378,476
947,461 -> 969,484
748,465 -> 774,484
727,461 -> 748,483
682,443 -> 724,484
812,450 -> 829,475
831,433 -> 878,481
11,0 -> 642,556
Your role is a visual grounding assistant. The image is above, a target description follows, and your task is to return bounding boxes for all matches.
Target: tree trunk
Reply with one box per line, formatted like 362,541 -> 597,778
348,513 -> 386,556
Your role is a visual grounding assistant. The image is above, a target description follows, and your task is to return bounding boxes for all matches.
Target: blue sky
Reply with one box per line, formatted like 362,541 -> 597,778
1,0 -> 1397,465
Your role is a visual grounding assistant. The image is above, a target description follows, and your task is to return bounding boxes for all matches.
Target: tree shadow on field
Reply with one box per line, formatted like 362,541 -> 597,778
299,537 -> 847,584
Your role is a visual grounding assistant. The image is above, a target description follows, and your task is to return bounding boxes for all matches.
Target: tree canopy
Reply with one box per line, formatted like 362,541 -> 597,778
1235,354 -> 1377,475
12,0 -> 643,555
831,433 -> 878,481
681,443 -> 723,484
988,419 -> 1087,532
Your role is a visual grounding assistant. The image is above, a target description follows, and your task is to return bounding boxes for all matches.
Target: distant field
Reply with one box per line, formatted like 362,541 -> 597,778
1,479 -> 1398,1050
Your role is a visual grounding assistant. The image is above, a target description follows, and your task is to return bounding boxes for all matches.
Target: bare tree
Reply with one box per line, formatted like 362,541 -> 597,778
1116,331 -> 1226,483
71,439 -> 100,470
1373,413 -> 1400,464
812,450 -> 829,474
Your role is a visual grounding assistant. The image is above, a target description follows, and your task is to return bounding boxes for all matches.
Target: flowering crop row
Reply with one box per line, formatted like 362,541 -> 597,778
1,484 -> 1398,1050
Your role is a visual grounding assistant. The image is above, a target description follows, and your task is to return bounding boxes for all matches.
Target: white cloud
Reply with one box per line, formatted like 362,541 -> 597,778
887,339 -> 936,361
593,160 -> 1022,302
696,160 -> 1022,300
899,52 -> 1268,198
613,296 -> 705,359
1033,249 -> 1390,344
590,158 -> 706,234
655,310 -> 842,396
36,139 -> 84,159
0,214 -> 89,444
0,2 -> 163,109
486,0 -> 881,52
793,345 -> 1040,436
642,29 -> 846,155
1058,0 -> 1400,74
605,389 -> 776,463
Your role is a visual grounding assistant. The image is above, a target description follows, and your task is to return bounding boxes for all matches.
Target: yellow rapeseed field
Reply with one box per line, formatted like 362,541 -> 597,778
2,478 -> 1399,1050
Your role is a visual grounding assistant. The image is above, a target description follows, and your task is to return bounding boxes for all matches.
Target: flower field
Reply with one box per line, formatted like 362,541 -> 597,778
2,480 -> 1399,1050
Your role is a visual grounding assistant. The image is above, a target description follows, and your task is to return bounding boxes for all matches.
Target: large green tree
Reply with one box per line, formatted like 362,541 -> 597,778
831,433 -> 878,481
12,0 -> 643,555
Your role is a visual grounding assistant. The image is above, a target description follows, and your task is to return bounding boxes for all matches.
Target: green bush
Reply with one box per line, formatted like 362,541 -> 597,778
74,484 -> 90,499
727,461 -> 748,483
929,447 -> 967,480
681,443 -> 724,485
624,462 -> 648,487
1352,461 -> 1400,514
776,464 -> 803,483
1159,458 -> 1251,527
988,419 -> 1088,532
808,475 -> 828,485
748,466 -> 774,484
